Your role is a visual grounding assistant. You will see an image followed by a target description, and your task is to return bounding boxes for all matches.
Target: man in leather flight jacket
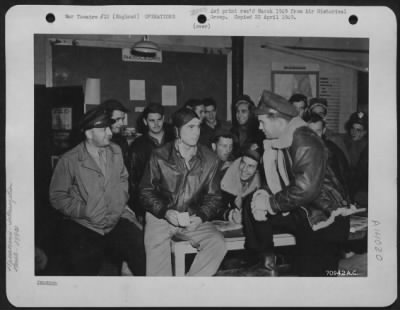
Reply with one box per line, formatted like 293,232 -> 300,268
245,90 -> 351,276
139,107 -> 227,276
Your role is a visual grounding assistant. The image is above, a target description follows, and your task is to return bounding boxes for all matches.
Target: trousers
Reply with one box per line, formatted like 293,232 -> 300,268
144,212 -> 227,276
242,198 -> 350,276
60,218 -> 146,276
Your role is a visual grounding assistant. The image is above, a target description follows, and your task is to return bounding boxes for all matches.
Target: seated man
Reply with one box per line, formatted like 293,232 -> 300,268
49,107 -> 145,276
139,107 -> 227,276
244,90 -> 351,277
220,144 -> 262,225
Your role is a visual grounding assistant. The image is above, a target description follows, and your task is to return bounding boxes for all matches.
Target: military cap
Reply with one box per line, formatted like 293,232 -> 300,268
79,107 -> 115,132
348,111 -> 368,129
309,98 -> 328,111
241,143 -> 262,163
254,90 -> 298,117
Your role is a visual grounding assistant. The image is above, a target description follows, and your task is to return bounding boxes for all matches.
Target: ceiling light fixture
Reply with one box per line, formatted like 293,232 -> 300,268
130,35 -> 161,58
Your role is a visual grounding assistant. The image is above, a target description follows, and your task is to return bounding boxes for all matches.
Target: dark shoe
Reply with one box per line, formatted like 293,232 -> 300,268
261,254 -> 279,276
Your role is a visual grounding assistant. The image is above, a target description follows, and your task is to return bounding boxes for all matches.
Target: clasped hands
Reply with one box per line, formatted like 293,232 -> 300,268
251,189 -> 276,221
165,209 -> 202,231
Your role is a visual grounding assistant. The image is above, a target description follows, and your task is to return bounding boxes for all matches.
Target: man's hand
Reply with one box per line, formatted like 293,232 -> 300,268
229,208 -> 242,224
165,209 -> 181,227
251,189 -> 275,221
185,215 -> 202,232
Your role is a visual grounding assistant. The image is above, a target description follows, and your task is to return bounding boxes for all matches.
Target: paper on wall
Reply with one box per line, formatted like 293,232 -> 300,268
129,80 -> 145,100
161,85 -> 177,106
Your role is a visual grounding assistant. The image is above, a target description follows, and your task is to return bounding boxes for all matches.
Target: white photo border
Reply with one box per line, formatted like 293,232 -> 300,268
5,5 -> 397,307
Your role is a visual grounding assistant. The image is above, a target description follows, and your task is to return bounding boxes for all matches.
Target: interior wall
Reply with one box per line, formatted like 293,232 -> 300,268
243,36 -> 366,132
35,35 -> 368,132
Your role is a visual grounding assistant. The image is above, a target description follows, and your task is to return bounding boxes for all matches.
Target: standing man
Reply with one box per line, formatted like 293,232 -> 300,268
128,103 -> 174,220
210,128 -> 235,174
140,107 -> 227,276
199,97 -> 230,147
184,98 -> 206,123
49,107 -> 145,275
288,93 -> 308,119
101,99 -> 130,167
244,90 -> 351,276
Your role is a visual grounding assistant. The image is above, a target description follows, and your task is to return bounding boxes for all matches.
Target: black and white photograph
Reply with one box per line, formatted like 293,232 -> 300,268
5,5 -> 397,307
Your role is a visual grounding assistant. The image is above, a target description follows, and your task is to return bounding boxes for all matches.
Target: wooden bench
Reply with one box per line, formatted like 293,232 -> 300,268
170,233 -> 296,276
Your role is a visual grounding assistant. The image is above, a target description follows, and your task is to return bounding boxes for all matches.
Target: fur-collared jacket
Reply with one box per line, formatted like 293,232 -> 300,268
262,117 -> 350,231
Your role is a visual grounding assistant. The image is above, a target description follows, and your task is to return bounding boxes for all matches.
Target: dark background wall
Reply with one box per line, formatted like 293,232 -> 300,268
52,45 -> 228,126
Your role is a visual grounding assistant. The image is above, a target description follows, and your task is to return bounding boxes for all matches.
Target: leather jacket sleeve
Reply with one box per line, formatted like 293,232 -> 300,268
270,129 -> 327,213
139,153 -> 170,219
189,158 -> 224,222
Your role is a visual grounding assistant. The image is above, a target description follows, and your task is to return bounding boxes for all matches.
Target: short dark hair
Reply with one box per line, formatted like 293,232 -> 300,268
143,102 -> 164,120
211,131 -> 234,144
202,97 -> 217,109
184,98 -> 204,110
303,111 -> 326,127
289,94 -> 307,105
172,107 -> 199,129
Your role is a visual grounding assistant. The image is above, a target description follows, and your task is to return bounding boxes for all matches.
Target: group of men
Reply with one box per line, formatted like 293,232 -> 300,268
49,89 -> 366,277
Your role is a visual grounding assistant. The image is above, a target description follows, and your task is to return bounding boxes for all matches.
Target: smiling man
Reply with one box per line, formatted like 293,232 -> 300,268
140,107 -> 227,276
49,107 -> 145,275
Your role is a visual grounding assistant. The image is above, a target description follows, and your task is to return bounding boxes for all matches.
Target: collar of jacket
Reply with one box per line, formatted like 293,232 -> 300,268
167,140 -> 204,163
146,131 -> 165,146
221,157 -> 261,197
77,141 -> 121,162
268,116 -> 307,150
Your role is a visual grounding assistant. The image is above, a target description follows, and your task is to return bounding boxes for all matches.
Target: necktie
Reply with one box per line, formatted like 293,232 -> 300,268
98,149 -> 107,176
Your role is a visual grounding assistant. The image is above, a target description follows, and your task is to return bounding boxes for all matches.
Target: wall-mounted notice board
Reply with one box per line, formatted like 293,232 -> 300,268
52,45 -> 227,128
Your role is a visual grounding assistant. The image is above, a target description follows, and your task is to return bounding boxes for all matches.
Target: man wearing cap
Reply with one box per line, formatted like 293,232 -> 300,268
140,107 -> 227,276
220,144 -> 262,225
101,99 -> 130,167
333,111 -> 368,204
245,90 -> 351,276
128,103 -> 174,220
49,107 -> 145,275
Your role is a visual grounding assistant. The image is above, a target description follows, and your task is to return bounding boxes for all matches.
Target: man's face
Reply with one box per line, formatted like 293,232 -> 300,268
350,123 -> 367,141
179,118 -> 201,146
144,113 -> 164,135
205,105 -> 217,124
110,110 -> 126,134
239,156 -> 258,181
193,105 -> 205,122
88,127 -> 113,147
310,106 -> 327,119
308,120 -> 325,137
292,100 -> 307,117
212,137 -> 233,162
236,103 -> 250,125
258,114 -> 284,139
